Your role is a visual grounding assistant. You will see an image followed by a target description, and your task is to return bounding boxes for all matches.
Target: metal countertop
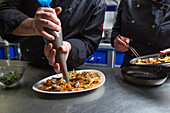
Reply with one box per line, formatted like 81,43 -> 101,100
0,60 -> 170,113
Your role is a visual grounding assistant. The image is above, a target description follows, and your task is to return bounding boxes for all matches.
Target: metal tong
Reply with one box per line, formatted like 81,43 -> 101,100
118,35 -> 141,59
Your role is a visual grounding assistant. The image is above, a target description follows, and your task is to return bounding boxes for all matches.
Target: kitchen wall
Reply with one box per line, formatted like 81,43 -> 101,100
103,0 -> 120,31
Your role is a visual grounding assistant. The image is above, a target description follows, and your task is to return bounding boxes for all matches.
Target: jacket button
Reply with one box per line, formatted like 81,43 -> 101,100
148,42 -> 151,46
131,20 -> 135,24
42,57 -> 45,60
137,4 -> 140,8
68,8 -> 72,12
152,24 -> 156,29
26,49 -> 29,52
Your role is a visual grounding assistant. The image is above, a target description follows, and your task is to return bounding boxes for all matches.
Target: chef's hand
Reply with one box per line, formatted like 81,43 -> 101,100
159,48 -> 170,67
33,7 -> 62,41
160,48 -> 170,54
44,41 -> 72,73
114,35 -> 130,52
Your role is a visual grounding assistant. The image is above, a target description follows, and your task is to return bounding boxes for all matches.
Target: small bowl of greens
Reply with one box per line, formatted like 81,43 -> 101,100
0,66 -> 25,89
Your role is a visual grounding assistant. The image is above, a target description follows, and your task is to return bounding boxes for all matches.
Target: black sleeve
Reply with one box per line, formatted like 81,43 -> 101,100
66,1 -> 107,67
111,1 -> 123,48
0,0 -> 29,42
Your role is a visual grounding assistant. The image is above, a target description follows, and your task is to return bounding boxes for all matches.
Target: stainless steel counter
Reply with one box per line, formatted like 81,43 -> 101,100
0,60 -> 170,113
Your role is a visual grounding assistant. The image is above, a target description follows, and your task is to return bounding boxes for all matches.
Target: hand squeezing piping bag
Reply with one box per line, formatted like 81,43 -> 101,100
37,0 -> 69,83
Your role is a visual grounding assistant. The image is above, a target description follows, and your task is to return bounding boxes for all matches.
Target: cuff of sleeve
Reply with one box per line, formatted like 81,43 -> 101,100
66,39 -> 86,67
0,9 -> 29,35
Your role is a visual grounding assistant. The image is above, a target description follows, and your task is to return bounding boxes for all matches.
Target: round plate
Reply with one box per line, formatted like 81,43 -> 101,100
130,53 -> 170,66
32,69 -> 106,94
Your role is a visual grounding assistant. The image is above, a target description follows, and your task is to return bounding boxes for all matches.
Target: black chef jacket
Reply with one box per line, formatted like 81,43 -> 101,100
0,0 -> 106,69
111,0 -> 170,67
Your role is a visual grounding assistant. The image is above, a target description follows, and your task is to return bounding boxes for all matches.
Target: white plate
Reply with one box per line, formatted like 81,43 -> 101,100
130,53 -> 170,66
32,69 -> 106,94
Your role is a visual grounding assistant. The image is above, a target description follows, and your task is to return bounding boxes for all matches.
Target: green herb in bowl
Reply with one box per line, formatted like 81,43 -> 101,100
0,66 -> 25,89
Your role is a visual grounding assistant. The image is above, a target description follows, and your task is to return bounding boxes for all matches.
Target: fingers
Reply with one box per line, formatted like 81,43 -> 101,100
44,43 -> 60,73
41,18 -> 61,31
44,43 -> 58,67
160,48 -> 170,54
44,43 -> 53,59
116,37 -> 127,47
59,45 -> 69,61
55,7 -> 62,15
117,35 -> 130,45
114,36 -> 129,52
59,45 -> 66,52
33,7 -> 62,40
54,63 -> 61,73
38,7 -> 57,14
44,41 -> 71,73
41,30 -> 55,40
35,12 -> 61,27
48,49 -> 56,66
60,41 -> 72,60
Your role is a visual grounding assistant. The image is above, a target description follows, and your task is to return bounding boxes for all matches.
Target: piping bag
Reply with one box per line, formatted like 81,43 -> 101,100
38,0 -> 69,83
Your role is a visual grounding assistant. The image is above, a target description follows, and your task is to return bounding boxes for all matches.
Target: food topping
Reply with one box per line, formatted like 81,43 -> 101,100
135,55 -> 170,64
38,70 -> 102,92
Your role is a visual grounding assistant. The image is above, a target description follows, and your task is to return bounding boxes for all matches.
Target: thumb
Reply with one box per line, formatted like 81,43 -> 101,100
59,46 -> 67,53
55,7 -> 62,15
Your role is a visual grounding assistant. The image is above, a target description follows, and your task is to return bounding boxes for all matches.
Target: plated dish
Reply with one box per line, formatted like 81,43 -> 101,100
32,69 -> 105,94
130,53 -> 170,66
